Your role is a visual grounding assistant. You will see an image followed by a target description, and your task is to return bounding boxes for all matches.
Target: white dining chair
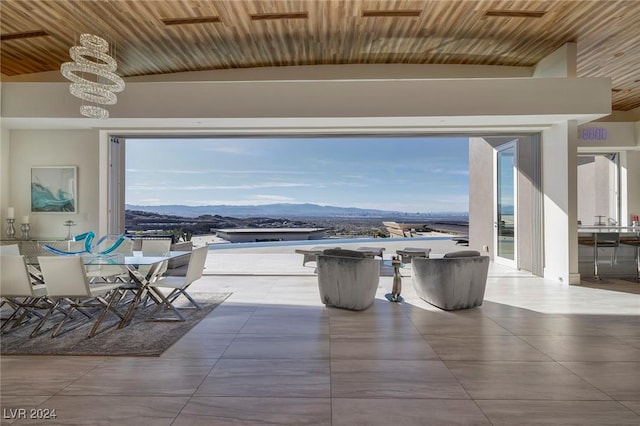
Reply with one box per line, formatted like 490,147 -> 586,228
0,243 -> 51,284
0,255 -> 49,334
117,238 -> 173,307
34,256 -> 125,338
87,238 -> 134,283
147,245 -> 208,321
0,244 -> 21,255
138,238 -> 172,279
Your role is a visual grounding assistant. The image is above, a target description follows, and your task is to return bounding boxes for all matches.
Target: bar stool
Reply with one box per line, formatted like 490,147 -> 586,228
581,232 -> 619,280
620,235 -> 640,282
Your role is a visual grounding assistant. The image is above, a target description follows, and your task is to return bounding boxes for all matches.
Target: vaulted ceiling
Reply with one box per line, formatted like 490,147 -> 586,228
2,0 -> 639,111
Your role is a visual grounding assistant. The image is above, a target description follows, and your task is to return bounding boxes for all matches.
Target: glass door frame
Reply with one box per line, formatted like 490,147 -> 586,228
494,141 -> 517,268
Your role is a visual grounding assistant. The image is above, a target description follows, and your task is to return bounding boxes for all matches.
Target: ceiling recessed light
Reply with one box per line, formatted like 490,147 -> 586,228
250,12 -> 308,21
362,10 -> 422,18
0,30 -> 49,41
484,10 -> 547,18
161,16 -> 221,26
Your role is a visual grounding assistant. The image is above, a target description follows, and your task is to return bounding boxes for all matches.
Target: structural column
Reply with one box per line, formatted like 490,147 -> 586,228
542,121 -> 580,284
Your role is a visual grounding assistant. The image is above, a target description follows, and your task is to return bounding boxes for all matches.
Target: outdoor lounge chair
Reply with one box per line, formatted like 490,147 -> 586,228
411,250 -> 489,310
354,246 -> 385,260
396,247 -> 431,263
295,246 -> 341,266
316,249 -> 380,310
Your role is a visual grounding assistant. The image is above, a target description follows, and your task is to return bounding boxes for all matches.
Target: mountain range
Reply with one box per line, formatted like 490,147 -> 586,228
125,203 -> 468,219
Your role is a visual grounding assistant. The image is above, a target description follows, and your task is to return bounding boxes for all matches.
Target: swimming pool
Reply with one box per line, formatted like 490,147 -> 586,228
207,236 -> 452,250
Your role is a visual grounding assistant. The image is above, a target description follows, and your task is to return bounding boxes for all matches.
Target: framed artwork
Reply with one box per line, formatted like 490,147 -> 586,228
31,166 -> 77,213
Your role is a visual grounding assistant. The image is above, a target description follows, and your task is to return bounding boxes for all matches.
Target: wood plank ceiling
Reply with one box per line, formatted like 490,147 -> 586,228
1,0 -> 639,111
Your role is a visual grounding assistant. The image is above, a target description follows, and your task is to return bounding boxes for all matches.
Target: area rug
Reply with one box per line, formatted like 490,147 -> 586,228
0,292 -> 231,356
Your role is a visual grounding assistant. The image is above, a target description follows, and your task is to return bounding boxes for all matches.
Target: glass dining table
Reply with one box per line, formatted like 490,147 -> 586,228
25,250 -> 192,328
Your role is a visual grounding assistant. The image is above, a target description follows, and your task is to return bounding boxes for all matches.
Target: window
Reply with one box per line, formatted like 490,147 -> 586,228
577,153 -> 619,226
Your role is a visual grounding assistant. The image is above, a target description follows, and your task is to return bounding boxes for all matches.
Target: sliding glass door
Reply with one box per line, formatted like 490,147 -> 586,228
495,142 -> 516,267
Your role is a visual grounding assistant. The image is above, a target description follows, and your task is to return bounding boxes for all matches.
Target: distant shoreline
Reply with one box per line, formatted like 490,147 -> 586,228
126,208 -> 468,240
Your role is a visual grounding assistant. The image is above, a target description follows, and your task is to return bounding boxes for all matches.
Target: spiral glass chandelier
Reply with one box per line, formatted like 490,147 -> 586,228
60,34 -> 125,119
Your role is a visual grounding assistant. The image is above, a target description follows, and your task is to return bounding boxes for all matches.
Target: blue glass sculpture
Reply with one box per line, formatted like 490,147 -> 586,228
44,231 -> 128,256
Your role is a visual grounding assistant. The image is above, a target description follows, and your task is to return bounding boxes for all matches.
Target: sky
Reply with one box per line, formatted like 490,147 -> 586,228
126,136 -> 469,213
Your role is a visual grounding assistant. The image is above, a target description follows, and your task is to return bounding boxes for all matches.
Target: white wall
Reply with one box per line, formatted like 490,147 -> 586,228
632,122 -> 640,223
7,130 -> 100,239
2,63 -> 534,83
468,137 -> 495,257
533,43 -> 577,78
1,127 -> 10,222
2,77 -> 611,128
542,121 -> 580,284
626,151 -> 640,221
577,122 -> 637,149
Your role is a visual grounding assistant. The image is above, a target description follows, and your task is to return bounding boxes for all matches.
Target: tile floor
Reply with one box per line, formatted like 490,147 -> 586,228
1,254 -> 639,425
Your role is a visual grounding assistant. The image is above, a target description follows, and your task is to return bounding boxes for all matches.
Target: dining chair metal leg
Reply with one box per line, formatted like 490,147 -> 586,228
1,299 -> 29,332
147,289 -> 187,322
0,296 -> 59,335
51,300 -> 79,338
166,287 -> 201,310
6,297 -> 48,330
0,298 -> 19,321
29,299 -> 61,338
118,286 -> 147,329
117,262 -> 165,328
89,290 -> 124,337
147,298 -> 186,322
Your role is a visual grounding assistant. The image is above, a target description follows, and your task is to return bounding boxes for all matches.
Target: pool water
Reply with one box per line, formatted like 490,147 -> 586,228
207,236 -> 451,250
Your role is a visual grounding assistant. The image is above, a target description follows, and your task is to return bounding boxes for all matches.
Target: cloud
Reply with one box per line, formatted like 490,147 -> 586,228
253,195 -> 296,202
126,168 -> 207,175
428,168 -> 470,176
214,182 -> 313,190
201,143 -> 252,155
136,198 -> 163,205
127,168 -> 321,177
191,196 -> 296,206
127,182 -> 314,191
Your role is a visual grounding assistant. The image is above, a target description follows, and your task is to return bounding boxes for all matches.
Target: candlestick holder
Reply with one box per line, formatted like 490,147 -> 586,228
5,218 -> 16,239
64,220 -> 76,240
20,223 -> 30,240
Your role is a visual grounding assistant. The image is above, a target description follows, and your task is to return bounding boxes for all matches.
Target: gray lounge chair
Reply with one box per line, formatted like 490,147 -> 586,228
411,250 -> 489,310
316,249 -> 380,310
